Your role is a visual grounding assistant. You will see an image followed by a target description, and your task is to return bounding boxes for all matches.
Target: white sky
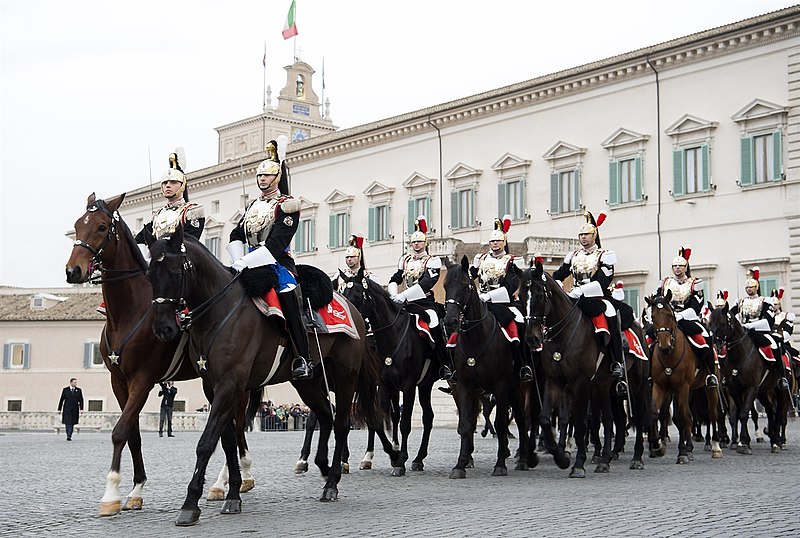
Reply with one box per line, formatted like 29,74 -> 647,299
1,0 -> 795,288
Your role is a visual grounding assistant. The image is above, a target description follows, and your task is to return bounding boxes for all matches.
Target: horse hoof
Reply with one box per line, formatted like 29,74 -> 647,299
756,438 -> 765,444
687,452 -> 694,462
771,445 -> 780,453
392,443 -> 400,452
781,444 -> 787,450
693,435 -> 703,443
590,455 -> 600,465
736,445 -> 752,455
630,460 -> 644,470
320,487 -> 338,502
122,496 -> 143,511
410,461 -> 424,471
712,449 -> 723,459
527,453 -> 540,468
293,460 -> 309,474
676,455 -> 690,464
449,468 -> 467,479
569,467 -> 586,478
610,452 -> 620,461
594,463 -> 610,473
220,499 -> 242,514
492,466 -> 507,477
240,479 -> 255,493
176,508 -> 201,527
466,457 -> 475,469
359,460 -> 372,470
207,487 -> 225,501
99,500 -> 121,517
342,463 -> 350,474
720,441 -> 729,449
390,466 -> 406,477
704,444 -> 712,452
515,461 -> 528,471
554,452 -> 571,470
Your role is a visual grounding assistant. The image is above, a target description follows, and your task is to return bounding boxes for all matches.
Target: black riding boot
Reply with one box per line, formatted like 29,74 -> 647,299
279,288 -> 312,380
773,355 -> 790,391
433,326 -> 455,381
701,346 -> 718,387
608,315 -> 627,396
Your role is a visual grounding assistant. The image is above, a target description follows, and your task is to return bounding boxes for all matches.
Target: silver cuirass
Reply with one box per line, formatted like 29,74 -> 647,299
403,256 -> 427,288
478,254 -> 511,292
152,205 -> 183,239
739,296 -> 764,323
571,249 -> 602,286
243,198 -> 279,248
664,278 -> 693,310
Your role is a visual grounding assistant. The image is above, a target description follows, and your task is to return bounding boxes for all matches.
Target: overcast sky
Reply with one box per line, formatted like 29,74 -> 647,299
1,0 -> 794,288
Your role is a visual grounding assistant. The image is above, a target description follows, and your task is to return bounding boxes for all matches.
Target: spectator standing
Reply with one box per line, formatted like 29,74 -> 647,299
57,378 -> 84,441
158,382 -> 178,437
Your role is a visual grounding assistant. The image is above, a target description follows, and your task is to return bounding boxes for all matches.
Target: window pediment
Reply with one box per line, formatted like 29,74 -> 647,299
362,181 -> 395,197
402,172 -> 436,190
446,162 -> 482,189
324,190 -> 355,205
491,153 -> 531,175
665,114 -> 718,137
543,141 -> 586,162
601,128 -> 650,150
731,99 -> 789,124
298,197 -> 319,212
203,216 -> 225,230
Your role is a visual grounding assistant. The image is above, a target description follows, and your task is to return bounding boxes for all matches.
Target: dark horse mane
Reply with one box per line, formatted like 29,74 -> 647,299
94,198 -> 148,271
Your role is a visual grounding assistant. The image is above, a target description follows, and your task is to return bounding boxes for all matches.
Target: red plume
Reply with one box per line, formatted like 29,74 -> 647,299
615,280 -> 624,290
595,211 -> 607,227
355,235 -> 364,249
502,214 -> 511,233
534,254 -> 544,264
683,244 -> 692,261
751,267 -> 760,281
722,289 -> 729,301
778,287 -> 784,299
417,215 -> 427,234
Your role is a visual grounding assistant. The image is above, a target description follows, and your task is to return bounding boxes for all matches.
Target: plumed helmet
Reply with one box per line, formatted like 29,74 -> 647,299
256,135 -> 290,193
744,266 -> 760,290
409,215 -> 428,243
715,289 -> 729,307
344,235 -> 365,270
671,245 -> 692,276
161,149 -> 188,201
771,287 -> 784,312
578,210 -> 606,248
488,214 -> 512,243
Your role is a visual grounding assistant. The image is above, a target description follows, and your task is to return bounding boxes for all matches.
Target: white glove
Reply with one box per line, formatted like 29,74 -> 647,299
743,318 -> 770,332
231,246 -> 276,272
387,281 -> 399,300
137,243 -> 151,264
392,291 -> 406,304
232,258 -> 247,272
227,240 -> 246,264
479,292 -> 491,302
568,287 -> 583,299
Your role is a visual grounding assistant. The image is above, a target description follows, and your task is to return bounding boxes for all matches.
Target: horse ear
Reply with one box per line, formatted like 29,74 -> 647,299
105,193 -> 126,212
168,224 -> 184,249
460,255 -> 469,272
706,300 -> 713,312
87,192 -> 96,206
645,294 -> 653,307
664,289 -> 672,303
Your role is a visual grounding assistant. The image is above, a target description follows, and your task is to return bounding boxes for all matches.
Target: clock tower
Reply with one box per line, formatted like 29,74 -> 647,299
215,59 -> 336,163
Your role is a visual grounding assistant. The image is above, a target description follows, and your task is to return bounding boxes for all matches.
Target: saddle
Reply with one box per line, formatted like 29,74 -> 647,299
238,263 -> 333,309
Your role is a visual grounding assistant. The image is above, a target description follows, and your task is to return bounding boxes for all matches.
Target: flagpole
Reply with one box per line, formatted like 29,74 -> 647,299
293,0 -> 298,61
262,42 -> 267,111
321,56 -> 325,118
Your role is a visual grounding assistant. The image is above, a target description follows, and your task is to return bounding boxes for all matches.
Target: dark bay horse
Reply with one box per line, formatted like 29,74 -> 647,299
647,292 -> 721,463
708,302 -> 784,453
65,193 -> 257,516
339,267 -> 437,476
519,259 -> 615,477
148,226 -> 391,526
442,256 -> 536,479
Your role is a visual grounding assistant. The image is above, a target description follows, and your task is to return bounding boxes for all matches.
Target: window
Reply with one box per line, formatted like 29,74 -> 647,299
135,218 -> 144,231
759,277 -> 778,299
84,342 -> 104,369
3,343 -> 29,369
368,204 -> 390,242
450,189 -> 475,230
498,179 -> 525,220
87,400 -> 103,412
295,218 -> 315,253
407,197 -> 431,234
740,131 -> 782,186
672,145 -> 710,196
328,212 -> 349,248
7,400 -> 22,412
608,157 -> 643,205
31,296 -> 44,309
212,200 -> 220,213
173,401 -> 186,412
240,194 -> 250,208
204,236 -> 220,258
623,289 -> 640,316
550,169 -> 580,215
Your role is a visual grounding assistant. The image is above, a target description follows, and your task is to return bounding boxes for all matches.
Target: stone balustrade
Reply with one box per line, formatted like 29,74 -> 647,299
0,411 -> 209,432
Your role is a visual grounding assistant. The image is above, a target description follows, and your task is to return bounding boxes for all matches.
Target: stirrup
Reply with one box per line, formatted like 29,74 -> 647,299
437,386 -> 453,395
520,366 -> 533,382
291,358 -> 313,380
611,362 -> 624,380
778,377 -> 790,391
705,374 -> 718,388
440,366 -> 454,381
615,380 -> 628,397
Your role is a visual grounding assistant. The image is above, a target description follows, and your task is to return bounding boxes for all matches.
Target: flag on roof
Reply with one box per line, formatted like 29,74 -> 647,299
282,0 -> 298,40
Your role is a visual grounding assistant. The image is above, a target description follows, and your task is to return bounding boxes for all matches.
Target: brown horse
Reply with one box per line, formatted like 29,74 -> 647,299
65,193 -> 257,516
147,225 -> 392,526
647,292 -> 721,463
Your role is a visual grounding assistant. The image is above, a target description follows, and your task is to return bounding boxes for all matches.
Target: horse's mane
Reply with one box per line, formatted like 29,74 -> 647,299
95,198 -> 147,271
444,262 -> 466,286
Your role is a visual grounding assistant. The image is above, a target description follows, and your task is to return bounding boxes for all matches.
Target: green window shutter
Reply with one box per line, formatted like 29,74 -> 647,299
573,169 -> 581,211
498,182 -> 507,216
84,343 -> 93,369
634,156 -> 643,201
672,149 -> 685,196
328,214 -> 336,248
740,137 -> 753,186
23,343 -> 30,369
296,221 -> 305,252
608,161 -> 619,206
468,189 -> 475,224
2,344 -> 9,369
450,191 -> 459,229
344,213 -> 350,245
368,207 -> 377,242
424,197 -> 431,226
701,144 -> 710,192
550,173 -> 560,215
772,130 -> 783,181
407,199 -> 416,234
309,219 -> 315,251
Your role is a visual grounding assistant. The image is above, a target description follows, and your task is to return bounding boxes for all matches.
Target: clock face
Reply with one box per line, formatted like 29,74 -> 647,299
292,128 -> 309,142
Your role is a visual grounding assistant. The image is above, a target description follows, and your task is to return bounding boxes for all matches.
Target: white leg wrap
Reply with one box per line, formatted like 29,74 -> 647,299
361,451 -> 374,463
211,462 -> 229,490
127,481 -> 145,499
240,450 -> 253,481
426,309 -> 439,328
101,471 -> 122,503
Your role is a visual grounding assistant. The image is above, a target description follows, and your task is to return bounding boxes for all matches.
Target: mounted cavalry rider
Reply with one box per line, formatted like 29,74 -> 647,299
98,150 -> 204,315
333,234 -> 380,293
226,136 -> 312,380
730,267 -> 789,390
388,215 -> 452,380
656,246 -> 718,387
771,287 -> 798,381
552,210 -> 628,395
471,215 -> 532,381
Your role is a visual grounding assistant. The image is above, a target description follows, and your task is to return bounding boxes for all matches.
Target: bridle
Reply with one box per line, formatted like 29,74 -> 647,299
651,299 -> 677,352
525,275 -> 581,343
445,274 -> 489,332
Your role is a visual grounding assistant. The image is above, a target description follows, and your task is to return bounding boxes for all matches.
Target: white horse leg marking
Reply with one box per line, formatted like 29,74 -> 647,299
99,471 -> 122,516
240,450 -> 255,492
207,462 -> 228,501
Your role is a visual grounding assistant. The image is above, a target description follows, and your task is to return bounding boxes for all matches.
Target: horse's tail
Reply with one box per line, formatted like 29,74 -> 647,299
351,340 -> 387,430
246,387 -> 264,431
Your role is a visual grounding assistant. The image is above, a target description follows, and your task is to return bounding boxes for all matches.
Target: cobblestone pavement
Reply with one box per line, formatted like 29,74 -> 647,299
2,420 -> 799,537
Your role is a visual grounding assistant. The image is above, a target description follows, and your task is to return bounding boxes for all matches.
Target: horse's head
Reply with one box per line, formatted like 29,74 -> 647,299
646,290 -> 677,353
148,225 -> 191,341
338,268 -> 368,312
66,192 -> 126,283
443,255 -> 476,335
519,258 -> 548,351
707,300 -> 738,352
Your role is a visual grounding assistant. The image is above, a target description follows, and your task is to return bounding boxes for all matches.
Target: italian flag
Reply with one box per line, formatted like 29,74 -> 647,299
282,0 -> 298,40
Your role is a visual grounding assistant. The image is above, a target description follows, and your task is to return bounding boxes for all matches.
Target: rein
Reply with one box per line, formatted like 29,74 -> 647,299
448,276 -> 497,360
359,282 -> 413,362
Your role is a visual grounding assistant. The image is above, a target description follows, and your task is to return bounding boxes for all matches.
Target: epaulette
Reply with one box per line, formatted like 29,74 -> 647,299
182,203 -> 205,222
280,197 -> 301,214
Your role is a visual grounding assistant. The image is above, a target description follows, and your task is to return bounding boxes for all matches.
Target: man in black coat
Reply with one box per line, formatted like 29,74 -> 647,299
158,382 -> 178,437
57,378 -> 84,441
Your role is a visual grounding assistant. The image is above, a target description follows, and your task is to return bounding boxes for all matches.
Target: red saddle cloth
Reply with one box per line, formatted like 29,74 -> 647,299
444,323 -> 518,346
591,315 -> 609,335
252,290 -> 359,339
623,329 -> 647,361
783,352 -> 791,370
758,345 -> 776,362
412,314 -> 434,343
686,333 -> 709,349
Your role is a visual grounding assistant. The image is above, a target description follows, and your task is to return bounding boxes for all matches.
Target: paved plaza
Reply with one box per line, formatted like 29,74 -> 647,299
2,421 -> 799,537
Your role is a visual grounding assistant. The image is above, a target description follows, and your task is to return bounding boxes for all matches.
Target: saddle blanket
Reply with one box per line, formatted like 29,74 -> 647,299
758,345 -> 776,362
445,322 -> 518,347
687,333 -> 709,350
623,329 -> 647,361
413,314 -> 434,344
252,290 -> 360,340
591,315 -> 609,335
783,352 -> 791,370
